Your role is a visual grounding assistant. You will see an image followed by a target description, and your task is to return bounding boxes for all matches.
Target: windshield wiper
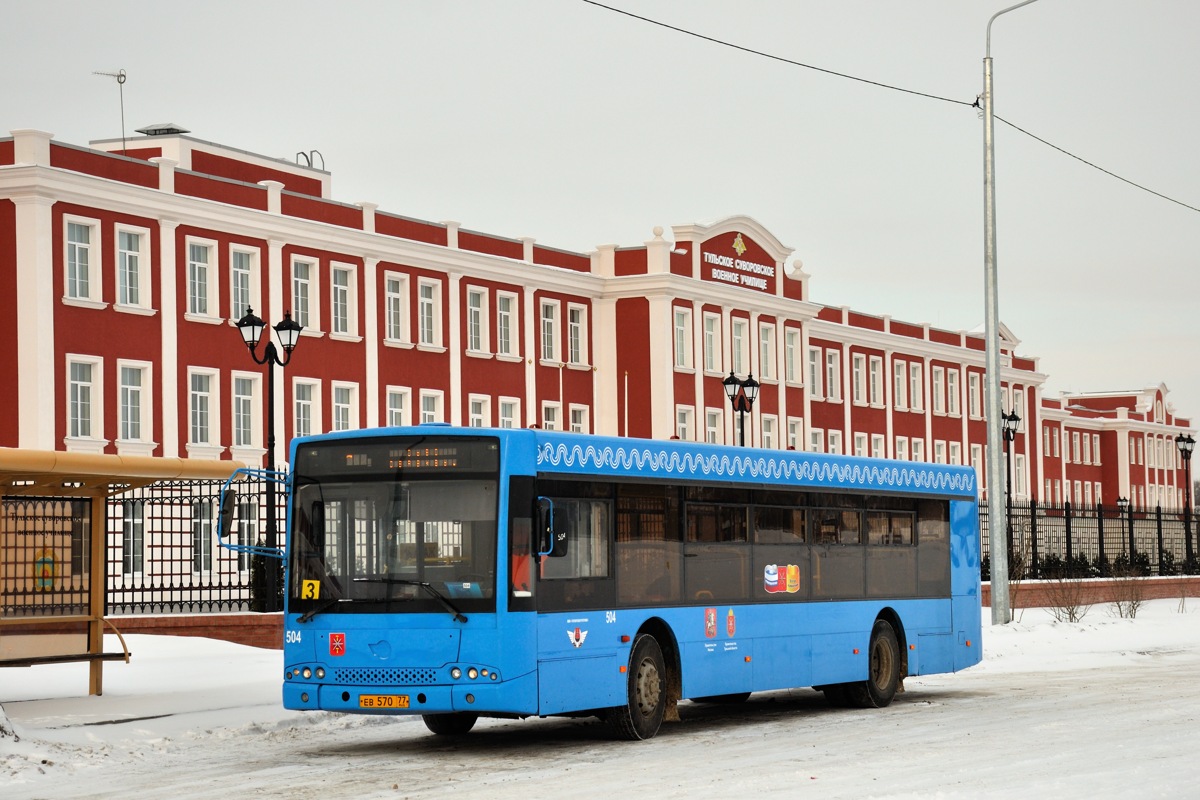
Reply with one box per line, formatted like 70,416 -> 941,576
297,596 -> 347,624
353,577 -> 468,623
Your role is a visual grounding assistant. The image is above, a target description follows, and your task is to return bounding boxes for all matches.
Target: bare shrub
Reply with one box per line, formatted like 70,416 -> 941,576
1110,564 -> 1145,619
1043,574 -> 1092,623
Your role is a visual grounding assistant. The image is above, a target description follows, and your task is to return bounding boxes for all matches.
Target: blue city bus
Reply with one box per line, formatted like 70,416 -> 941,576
224,424 -> 981,740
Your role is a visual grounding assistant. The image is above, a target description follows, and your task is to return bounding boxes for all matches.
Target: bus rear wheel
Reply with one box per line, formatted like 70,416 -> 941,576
846,619 -> 900,708
422,712 -> 478,736
608,634 -> 666,740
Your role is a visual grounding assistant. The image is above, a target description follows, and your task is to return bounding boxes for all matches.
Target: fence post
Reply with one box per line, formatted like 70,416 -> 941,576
1095,502 -> 1107,576
1064,498 -> 1073,566
1154,505 -> 1164,575
1028,497 -> 1039,578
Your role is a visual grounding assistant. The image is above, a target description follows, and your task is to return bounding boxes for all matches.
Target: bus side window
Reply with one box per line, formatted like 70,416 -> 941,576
511,517 -> 533,598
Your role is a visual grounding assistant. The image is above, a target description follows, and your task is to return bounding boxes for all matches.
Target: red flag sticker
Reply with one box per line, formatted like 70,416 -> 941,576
329,632 -> 346,657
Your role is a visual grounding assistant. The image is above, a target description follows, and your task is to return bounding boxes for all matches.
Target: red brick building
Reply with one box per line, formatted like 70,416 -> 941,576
0,126 -> 1192,510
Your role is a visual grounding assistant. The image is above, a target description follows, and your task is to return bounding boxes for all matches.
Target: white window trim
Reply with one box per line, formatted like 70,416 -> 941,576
227,245 -> 260,325
893,360 -> 908,411
566,303 -> 589,367
731,318 -> 749,376
229,370 -> 265,463
825,351 -> 841,402
783,328 -> 801,386
807,348 -> 823,399
330,381 -> 360,432
292,257 -> 324,336
569,403 -> 590,434
383,271 -> 413,348
186,367 -> 224,459
468,393 -> 491,427
761,414 -> 778,449
495,291 -> 520,360
183,236 -> 221,324
385,385 -> 412,427
673,307 -> 693,371
852,354 -> 866,405
465,286 -> 491,356
115,358 -> 156,456
293,378 -> 323,438
64,353 -> 107,453
539,299 -> 561,365
541,400 -> 561,431
675,405 -> 694,440
869,356 -> 884,408
947,369 -> 961,417
419,389 -> 444,423
115,223 -> 154,315
417,279 -> 445,352
62,215 -> 105,309
828,430 -> 842,455
498,396 -> 522,429
758,323 -> 775,382
707,408 -> 724,444
786,416 -> 803,450
328,261 -> 361,342
704,313 -> 723,375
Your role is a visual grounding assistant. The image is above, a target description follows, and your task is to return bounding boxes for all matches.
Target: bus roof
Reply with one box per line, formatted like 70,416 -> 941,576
296,425 -> 977,500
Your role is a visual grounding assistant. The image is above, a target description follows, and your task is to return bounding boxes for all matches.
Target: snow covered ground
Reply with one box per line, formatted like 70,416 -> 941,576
4,599 -> 1199,799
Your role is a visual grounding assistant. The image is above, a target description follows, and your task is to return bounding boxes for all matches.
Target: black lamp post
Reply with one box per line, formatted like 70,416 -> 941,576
1116,495 -> 1132,562
236,307 -> 302,612
1002,408 -> 1020,559
1177,433 -> 1195,566
722,371 -> 760,447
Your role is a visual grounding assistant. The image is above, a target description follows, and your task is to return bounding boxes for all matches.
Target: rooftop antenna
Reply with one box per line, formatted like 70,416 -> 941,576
92,69 -> 127,155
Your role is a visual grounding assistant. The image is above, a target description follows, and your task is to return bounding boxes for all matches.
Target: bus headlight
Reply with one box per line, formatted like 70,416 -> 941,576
316,668 -> 325,679
450,667 -> 462,680
467,667 -> 479,680
302,667 -> 312,679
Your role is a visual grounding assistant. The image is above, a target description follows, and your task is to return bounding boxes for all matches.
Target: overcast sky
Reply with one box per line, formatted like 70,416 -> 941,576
5,1 -> 1198,422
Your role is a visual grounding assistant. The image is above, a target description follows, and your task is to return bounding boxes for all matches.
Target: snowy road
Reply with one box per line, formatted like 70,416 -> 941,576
5,601 -> 1200,799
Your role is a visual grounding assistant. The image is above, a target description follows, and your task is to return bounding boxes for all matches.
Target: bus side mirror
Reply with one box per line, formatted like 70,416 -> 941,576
536,497 -> 569,558
219,488 -> 237,539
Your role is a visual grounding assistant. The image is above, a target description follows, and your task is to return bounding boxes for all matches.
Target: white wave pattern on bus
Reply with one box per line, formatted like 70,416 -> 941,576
535,442 -> 977,495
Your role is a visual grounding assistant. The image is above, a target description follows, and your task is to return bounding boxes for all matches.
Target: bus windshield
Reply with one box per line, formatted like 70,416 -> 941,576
287,436 -> 500,617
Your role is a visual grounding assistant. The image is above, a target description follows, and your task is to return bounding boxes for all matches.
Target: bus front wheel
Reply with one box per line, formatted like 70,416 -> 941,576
422,712 -> 478,736
608,634 -> 666,740
846,619 -> 900,708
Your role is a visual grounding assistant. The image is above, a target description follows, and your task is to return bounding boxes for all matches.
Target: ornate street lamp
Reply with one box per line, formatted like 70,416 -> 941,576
1002,408 -> 1020,562
1116,495 -> 1133,563
722,371 -> 759,447
1176,433 -> 1195,566
236,307 -> 303,612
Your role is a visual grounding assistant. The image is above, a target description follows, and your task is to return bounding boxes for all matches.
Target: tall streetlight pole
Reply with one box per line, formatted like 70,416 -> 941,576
1177,433 -> 1195,567
236,307 -> 303,612
722,371 -> 759,447
983,0 -> 1041,625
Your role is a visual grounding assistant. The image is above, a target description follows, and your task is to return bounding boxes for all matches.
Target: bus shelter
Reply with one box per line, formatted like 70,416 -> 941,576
0,449 -> 243,695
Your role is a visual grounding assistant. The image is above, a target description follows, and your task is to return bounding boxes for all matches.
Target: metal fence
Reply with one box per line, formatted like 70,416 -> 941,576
980,500 -> 1197,578
104,474 -> 276,614
0,497 -> 92,618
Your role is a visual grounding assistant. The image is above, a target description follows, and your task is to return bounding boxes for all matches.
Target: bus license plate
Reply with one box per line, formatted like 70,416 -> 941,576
359,694 -> 409,709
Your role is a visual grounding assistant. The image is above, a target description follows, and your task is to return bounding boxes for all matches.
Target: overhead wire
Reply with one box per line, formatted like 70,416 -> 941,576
580,0 -> 1199,215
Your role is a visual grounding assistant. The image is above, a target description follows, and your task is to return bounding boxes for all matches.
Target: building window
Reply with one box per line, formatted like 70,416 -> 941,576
705,314 -> 721,373
934,441 -> 946,464
232,375 -> 257,448
911,439 -> 925,462
67,358 -> 100,440
468,395 -> 489,427
872,434 -> 886,459
972,444 -> 983,479
568,304 -> 587,365
1071,432 -> 1081,463
496,293 -> 517,357
759,324 -> 775,380
762,415 -> 777,449
969,373 -> 982,418
420,391 -> 443,423
1016,454 -> 1027,496
893,360 -> 907,410
330,264 -> 355,336
707,409 -> 723,444
825,351 -> 841,401
418,280 -> 441,347
828,430 -> 842,455
466,288 -> 488,353
499,398 -> 520,429
674,308 -> 691,369
784,329 -> 799,383
947,369 -> 960,415
570,406 -> 589,433
292,259 -> 316,330
117,228 -> 150,309
187,241 -> 215,317
909,362 -> 923,412
731,319 -> 748,375
332,384 -> 358,432
65,219 -> 98,302
294,380 -> 319,438
1093,434 -> 1101,465
229,248 -> 254,321
189,371 -> 215,445
676,406 -> 694,440
869,357 -> 883,406
949,441 -> 961,466
852,354 -> 866,404
786,417 -> 802,450
809,428 -> 824,453
896,437 -> 909,461
542,402 -> 560,431
808,348 -> 823,398
384,273 -> 410,343
540,300 -> 559,362
118,362 -> 151,444
1082,432 -> 1092,464
932,367 -> 945,414
854,433 -> 867,457
121,500 -> 145,576
386,387 -> 410,427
